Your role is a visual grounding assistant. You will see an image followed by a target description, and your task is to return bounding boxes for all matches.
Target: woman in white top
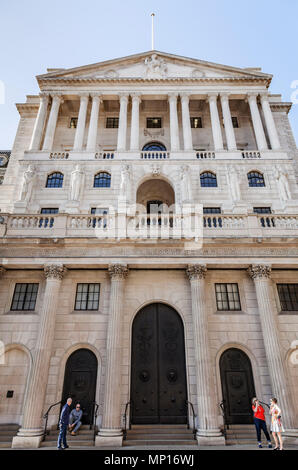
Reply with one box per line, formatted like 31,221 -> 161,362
270,397 -> 285,450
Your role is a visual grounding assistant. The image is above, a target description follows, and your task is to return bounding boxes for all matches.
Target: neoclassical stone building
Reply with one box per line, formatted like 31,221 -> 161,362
0,50 -> 297,448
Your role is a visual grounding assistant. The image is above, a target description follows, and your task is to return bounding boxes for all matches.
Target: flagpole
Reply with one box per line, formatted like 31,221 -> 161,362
151,13 -> 155,50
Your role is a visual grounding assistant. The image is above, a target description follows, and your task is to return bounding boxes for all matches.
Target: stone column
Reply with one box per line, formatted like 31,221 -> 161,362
29,93 -> 49,151
247,93 -> 268,150
73,94 -> 89,151
12,264 -> 67,448
117,94 -> 129,151
96,264 -> 129,447
186,265 -> 225,445
86,94 -> 102,152
220,93 -> 237,151
180,93 -> 193,151
260,93 -> 281,150
168,93 -> 180,151
247,265 -> 295,431
130,94 -> 141,151
208,94 -> 224,151
42,95 -> 63,151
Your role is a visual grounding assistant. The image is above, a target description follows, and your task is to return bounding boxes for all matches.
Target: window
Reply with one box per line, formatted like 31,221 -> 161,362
200,171 -> 217,188
11,283 -> 39,311
253,207 -> 275,228
204,208 -> 222,228
93,172 -> 111,188
190,117 -> 203,128
40,208 -> 59,228
146,117 -> 162,129
232,117 -> 239,128
247,171 -> 265,187
277,284 -> 298,311
41,208 -> 59,214
215,283 -> 241,311
253,207 -> 271,214
46,172 -> 64,188
90,207 -> 108,228
69,117 -> 78,129
106,117 -> 119,128
74,283 -> 100,310
203,207 -> 221,214
142,142 -> 167,151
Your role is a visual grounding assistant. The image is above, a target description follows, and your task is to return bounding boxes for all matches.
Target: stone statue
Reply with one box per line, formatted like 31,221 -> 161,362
18,165 -> 36,202
119,164 -> 131,201
180,165 -> 192,203
273,165 -> 291,202
228,165 -> 241,202
144,54 -> 168,78
70,164 -> 84,201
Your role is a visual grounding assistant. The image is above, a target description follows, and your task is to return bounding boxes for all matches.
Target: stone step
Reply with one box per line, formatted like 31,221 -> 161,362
41,439 -> 94,447
127,428 -> 193,435
226,439 -> 270,446
0,442 -> 12,448
126,433 -> 195,440
130,424 -> 189,430
49,430 -> 95,436
46,434 -> 94,441
124,439 -> 198,447
0,430 -> 17,436
0,424 -> 19,431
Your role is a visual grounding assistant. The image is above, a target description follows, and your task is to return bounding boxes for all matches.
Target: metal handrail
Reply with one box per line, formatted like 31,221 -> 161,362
91,402 -> 99,438
42,400 -> 62,441
185,400 -> 197,439
219,400 -> 229,439
122,401 -> 132,440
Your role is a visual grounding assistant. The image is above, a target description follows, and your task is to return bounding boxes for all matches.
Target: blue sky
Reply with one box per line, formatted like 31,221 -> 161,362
1,0 -> 298,148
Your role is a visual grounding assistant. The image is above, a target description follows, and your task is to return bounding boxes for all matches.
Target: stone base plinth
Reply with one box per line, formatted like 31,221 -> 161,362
196,431 -> 226,446
95,429 -> 123,447
12,429 -> 43,449
283,429 -> 298,446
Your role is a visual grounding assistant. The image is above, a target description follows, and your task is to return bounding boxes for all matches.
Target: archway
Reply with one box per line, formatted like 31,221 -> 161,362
130,303 -> 187,424
142,142 -> 167,151
61,349 -> 98,425
220,348 -> 256,424
136,178 -> 175,213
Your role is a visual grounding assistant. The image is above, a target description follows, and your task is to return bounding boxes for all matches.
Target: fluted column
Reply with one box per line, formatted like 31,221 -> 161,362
248,265 -> 295,430
86,94 -> 102,151
168,93 -> 180,151
260,93 -> 281,150
117,94 -> 129,151
96,264 -> 128,447
130,94 -> 141,151
42,95 -> 63,151
186,265 -> 224,445
12,264 -> 67,448
180,93 -> 193,151
29,93 -> 49,151
208,93 -> 224,151
73,94 -> 89,151
247,93 -> 268,150
220,93 -> 237,151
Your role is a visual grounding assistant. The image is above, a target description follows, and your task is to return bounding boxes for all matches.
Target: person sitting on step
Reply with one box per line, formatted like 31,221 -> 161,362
69,403 -> 83,435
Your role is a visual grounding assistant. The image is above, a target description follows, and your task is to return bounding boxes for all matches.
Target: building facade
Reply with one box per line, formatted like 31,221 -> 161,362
0,51 -> 297,448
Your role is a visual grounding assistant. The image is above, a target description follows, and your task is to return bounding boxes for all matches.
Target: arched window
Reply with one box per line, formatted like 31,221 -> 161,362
142,142 -> 167,151
247,171 -> 265,187
200,171 -> 217,188
94,171 -> 111,188
46,172 -> 64,188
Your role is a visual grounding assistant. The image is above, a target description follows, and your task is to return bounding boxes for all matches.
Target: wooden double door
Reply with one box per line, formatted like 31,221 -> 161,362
131,303 -> 188,424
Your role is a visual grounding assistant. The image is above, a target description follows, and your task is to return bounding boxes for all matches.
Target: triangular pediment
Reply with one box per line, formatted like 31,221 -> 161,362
37,50 -> 271,82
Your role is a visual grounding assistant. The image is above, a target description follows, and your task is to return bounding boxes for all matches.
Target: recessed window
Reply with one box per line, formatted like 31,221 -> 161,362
90,207 -> 108,228
40,208 -> 59,228
190,117 -> 203,128
253,207 -> 271,214
232,117 -> 239,128
41,208 -> 59,214
11,283 -> 39,311
146,117 -> 162,129
69,117 -> 78,129
46,172 -> 64,188
200,171 -> 217,188
93,172 -> 111,188
203,207 -> 221,214
106,117 -> 119,128
248,171 -> 265,188
277,284 -> 298,311
74,283 -> 100,311
215,283 -> 241,311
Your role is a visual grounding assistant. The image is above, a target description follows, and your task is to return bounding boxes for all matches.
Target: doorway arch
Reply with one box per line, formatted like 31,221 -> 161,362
61,348 -> 98,425
130,303 -> 187,424
220,348 -> 256,424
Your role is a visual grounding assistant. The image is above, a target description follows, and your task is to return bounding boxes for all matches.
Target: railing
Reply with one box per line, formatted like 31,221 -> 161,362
90,402 -> 99,439
219,400 -> 228,440
196,151 -> 215,159
42,400 -> 62,442
185,400 -> 197,439
241,151 -> 261,159
122,401 -> 132,440
49,152 -> 69,159
95,152 -> 114,159
140,151 -> 170,159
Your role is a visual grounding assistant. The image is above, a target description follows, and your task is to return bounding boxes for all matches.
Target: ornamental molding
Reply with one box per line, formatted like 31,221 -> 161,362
247,264 -> 272,280
186,264 -> 207,281
44,263 -> 67,280
108,264 -> 129,280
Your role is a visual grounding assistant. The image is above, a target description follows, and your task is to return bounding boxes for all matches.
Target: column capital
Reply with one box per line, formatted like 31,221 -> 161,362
118,93 -> 129,103
50,94 -> 64,104
247,92 -> 259,101
0,266 -> 6,278
180,92 -> 191,102
108,264 -> 129,280
259,92 -> 269,102
186,264 -> 207,281
207,92 -> 218,101
220,92 -> 231,101
247,264 -> 271,280
39,92 -> 50,101
78,92 -> 90,100
44,264 -> 67,280
168,92 -> 179,101
90,93 -> 103,101
130,92 -> 142,102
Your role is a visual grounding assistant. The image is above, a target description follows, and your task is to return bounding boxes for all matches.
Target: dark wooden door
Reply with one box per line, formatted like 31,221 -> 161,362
61,349 -> 97,425
220,348 -> 255,424
131,303 -> 187,424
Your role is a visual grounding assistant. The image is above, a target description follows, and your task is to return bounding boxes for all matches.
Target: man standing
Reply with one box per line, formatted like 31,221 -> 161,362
252,397 -> 272,448
69,403 -> 83,435
57,397 -> 72,449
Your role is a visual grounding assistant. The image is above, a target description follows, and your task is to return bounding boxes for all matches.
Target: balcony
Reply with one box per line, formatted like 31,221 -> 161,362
1,213 -> 298,240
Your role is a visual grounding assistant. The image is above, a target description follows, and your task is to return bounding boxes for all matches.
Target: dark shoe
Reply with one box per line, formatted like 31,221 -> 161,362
268,443 -> 272,448
273,447 -> 279,450
63,445 -> 69,449
57,447 -> 63,450
258,443 -> 263,448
